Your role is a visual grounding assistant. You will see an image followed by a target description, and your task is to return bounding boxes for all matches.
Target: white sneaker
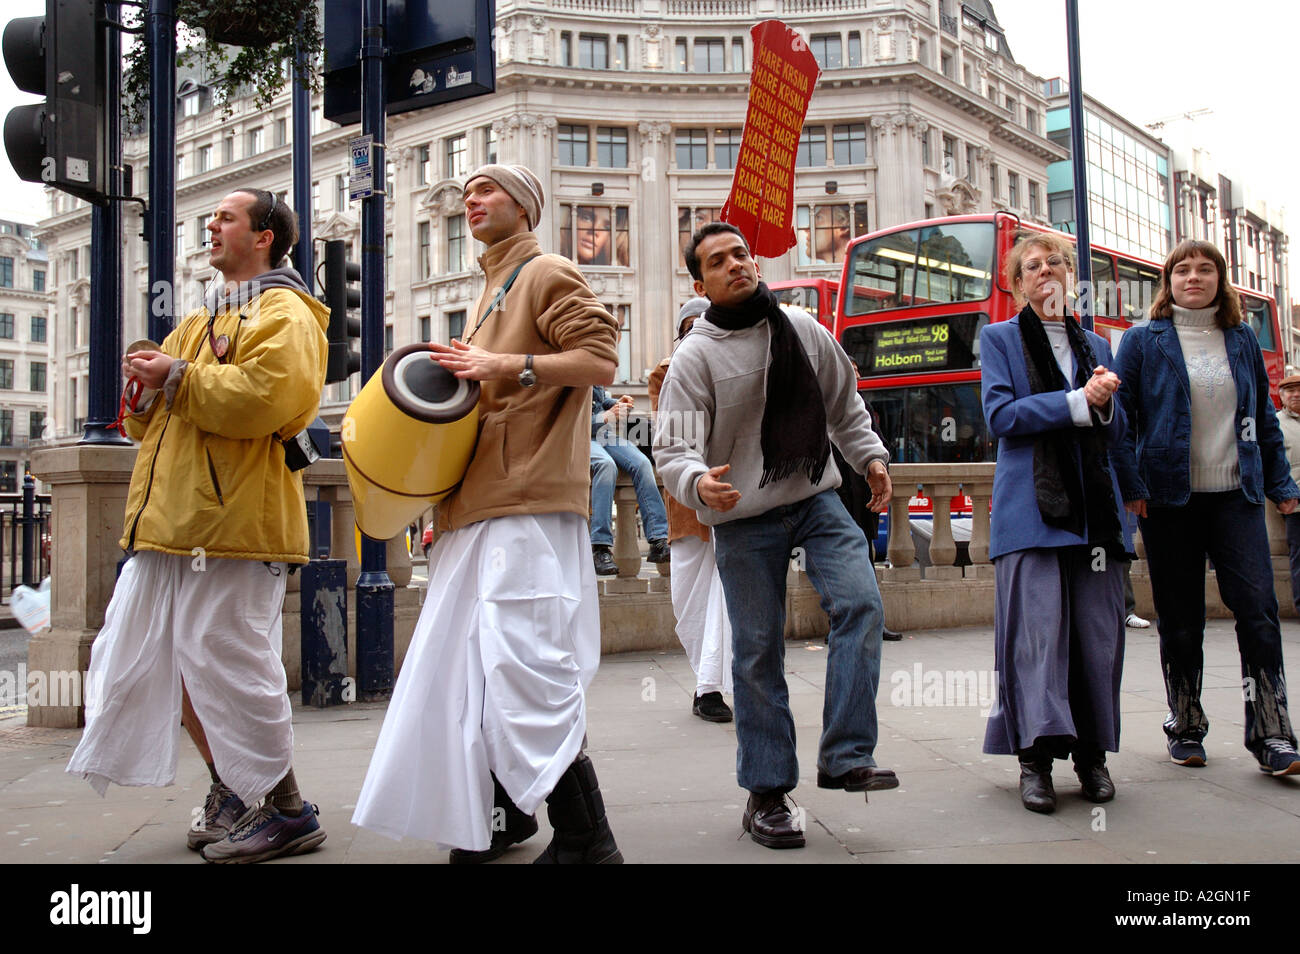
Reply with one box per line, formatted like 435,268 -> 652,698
1125,613 -> 1151,629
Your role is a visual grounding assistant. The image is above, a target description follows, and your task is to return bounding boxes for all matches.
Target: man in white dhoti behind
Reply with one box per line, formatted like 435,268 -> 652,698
649,297 -> 733,721
351,164 -> 623,864
66,188 -> 330,864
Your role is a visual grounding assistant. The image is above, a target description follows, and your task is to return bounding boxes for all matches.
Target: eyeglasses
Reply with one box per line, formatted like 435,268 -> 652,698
1021,256 -> 1067,274
257,192 -> 277,233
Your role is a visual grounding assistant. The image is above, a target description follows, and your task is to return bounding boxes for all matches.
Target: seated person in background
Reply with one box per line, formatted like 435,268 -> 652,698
590,385 -> 670,576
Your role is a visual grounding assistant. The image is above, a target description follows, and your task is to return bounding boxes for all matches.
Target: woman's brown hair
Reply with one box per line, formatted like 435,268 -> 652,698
1003,230 -> 1075,308
1149,240 -> 1242,328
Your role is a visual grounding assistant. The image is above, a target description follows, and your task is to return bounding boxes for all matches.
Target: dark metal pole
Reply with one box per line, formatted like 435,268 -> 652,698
20,473 -> 35,587
291,28 -> 314,287
83,2 -> 130,445
146,0 -> 176,344
1065,0 -> 1093,332
356,0 -> 393,701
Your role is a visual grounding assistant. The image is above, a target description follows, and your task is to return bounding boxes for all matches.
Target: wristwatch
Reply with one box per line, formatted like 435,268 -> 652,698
518,354 -> 538,388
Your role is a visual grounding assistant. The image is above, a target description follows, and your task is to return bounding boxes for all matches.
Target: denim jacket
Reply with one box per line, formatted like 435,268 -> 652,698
1112,318 -> 1299,507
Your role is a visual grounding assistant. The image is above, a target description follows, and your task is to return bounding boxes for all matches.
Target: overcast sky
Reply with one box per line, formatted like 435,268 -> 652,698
1,1 -> 1295,287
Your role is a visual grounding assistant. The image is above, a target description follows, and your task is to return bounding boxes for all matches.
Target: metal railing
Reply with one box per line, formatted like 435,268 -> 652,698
1,475 -> 51,601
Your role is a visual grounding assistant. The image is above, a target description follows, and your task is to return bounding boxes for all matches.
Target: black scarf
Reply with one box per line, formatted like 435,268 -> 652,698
705,282 -> 830,488
1017,304 -> 1125,558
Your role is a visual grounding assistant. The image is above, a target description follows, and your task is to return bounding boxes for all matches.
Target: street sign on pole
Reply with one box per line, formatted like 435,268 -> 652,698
348,134 -> 375,201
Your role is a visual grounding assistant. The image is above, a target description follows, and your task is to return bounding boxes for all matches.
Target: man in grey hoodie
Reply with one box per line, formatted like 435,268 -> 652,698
654,222 -> 897,849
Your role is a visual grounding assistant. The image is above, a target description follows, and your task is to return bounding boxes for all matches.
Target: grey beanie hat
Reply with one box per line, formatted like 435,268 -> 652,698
463,163 -> 544,230
677,296 -> 711,337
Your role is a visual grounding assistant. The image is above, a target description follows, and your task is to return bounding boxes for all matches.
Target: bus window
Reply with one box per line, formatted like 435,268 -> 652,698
1117,260 -> 1161,321
844,222 -> 994,316
862,383 -> 995,464
773,285 -> 819,316
1089,252 -> 1117,317
1241,295 -> 1276,351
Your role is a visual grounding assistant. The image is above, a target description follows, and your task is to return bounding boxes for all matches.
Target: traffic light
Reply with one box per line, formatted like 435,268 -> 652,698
322,239 -> 361,384
2,0 -> 108,205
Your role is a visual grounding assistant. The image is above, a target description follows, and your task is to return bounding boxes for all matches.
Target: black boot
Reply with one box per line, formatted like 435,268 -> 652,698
1017,749 -> 1056,814
1073,749 -> 1116,803
449,774 -> 539,864
533,754 -> 623,864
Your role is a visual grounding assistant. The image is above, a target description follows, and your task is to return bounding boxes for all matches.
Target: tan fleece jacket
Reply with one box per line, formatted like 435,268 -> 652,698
436,231 -> 619,531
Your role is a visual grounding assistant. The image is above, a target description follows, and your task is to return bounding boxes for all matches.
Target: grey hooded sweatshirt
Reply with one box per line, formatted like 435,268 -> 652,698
653,306 -> 889,526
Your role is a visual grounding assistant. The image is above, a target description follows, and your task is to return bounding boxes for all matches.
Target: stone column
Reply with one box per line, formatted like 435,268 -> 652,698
637,120 -> 674,370
27,444 -> 138,728
924,482 -> 962,580
881,479 -> 919,581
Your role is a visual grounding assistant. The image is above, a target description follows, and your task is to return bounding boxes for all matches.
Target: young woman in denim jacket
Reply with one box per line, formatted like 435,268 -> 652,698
1113,240 -> 1300,776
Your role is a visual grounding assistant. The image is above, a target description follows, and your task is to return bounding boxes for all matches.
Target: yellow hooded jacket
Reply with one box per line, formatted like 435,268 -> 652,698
120,281 -> 329,563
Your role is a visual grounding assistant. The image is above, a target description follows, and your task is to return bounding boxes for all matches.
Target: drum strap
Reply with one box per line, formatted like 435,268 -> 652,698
464,255 -> 540,344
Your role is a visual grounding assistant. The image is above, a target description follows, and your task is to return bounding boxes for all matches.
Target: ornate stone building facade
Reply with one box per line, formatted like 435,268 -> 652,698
39,0 -> 1060,434
0,220 -> 51,491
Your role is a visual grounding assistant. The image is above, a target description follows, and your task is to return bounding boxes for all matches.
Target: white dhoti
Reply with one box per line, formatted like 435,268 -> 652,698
351,512 -> 601,851
66,551 -> 293,805
669,533 -> 733,695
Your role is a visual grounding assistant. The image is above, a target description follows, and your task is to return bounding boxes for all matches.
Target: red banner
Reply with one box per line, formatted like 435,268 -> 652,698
721,20 -> 820,258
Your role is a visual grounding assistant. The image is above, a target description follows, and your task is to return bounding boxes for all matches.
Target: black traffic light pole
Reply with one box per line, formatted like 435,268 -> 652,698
83,0 -> 129,445
355,0 -> 394,702
291,27 -> 313,286
146,0 -> 175,345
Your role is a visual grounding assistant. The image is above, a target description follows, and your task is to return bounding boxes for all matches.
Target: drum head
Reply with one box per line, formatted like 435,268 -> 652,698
382,343 -> 480,424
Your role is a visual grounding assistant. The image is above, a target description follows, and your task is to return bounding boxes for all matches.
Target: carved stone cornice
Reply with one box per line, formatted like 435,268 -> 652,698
637,120 -> 671,146
420,180 -> 466,216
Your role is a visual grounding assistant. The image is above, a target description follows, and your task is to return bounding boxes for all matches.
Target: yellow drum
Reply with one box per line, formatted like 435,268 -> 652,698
342,344 -> 480,541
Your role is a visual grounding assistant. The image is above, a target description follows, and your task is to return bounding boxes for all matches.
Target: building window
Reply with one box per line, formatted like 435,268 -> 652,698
832,123 -> 866,165
0,410 -> 11,446
70,306 -> 78,346
1029,180 -> 1041,216
847,31 -> 862,67
596,126 -> 628,168
941,51 -> 954,78
731,37 -> 745,71
446,214 -> 468,272
30,361 -> 45,392
674,38 -> 688,71
223,137 -> 234,164
32,270 -> 44,292
561,204 -> 630,267
275,118 -> 287,147
483,125 -> 498,164
246,127 -> 264,156
446,135 -> 467,179
714,127 -> 743,169
0,257 -> 11,287
0,313 -> 12,338
418,221 -> 431,279
384,324 -> 393,357
797,126 -> 827,167
675,128 -> 708,169
29,410 -> 45,442
610,304 -> 632,382
30,315 -> 45,342
311,181 -> 321,219
0,461 -> 14,491
559,31 -> 572,66
677,206 -> 721,267
810,34 -> 842,69
579,34 -> 609,69
989,162 -> 999,199
1008,172 -> 1020,208
0,359 -> 12,389
419,315 -> 431,343
182,93 -> 200,117
447,309 -> 466,342
417,144 -> 430,185
922,129 -> 932,167
197,145 -> 211,173
558,124 -> 589,166
335,174 -> 347,211
1005,96 -> 1017,120
614,35 -> 629,70
796,203 -> 868,265
966,143 -> 978,179
694,38 -> 724,72
942,135 -> 956,175
385,233 -> 393,292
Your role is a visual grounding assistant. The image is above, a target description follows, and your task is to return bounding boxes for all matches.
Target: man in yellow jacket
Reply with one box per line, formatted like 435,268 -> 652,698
352,164 -> 624,863
67,189 -> 330,864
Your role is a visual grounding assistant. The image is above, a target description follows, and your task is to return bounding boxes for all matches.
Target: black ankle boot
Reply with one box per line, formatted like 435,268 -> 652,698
449,774 -> 539,864
1017,750 -> 1056,814
533,754 -> 623,864
1072,749 -> 1116,803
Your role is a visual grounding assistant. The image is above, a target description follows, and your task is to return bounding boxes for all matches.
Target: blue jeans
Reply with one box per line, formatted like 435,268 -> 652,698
713,490 -> 884,793
589,439 -> 669,548
1142,490 -> 1296,751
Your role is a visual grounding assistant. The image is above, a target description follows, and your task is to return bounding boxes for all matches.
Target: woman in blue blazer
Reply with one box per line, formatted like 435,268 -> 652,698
980,231 -> 1132,814
1113,240 -> 1300,776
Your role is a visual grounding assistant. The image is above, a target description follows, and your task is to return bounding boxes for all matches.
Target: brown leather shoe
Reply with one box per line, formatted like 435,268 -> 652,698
742,792 -> 805,849
816,766 -> 900,798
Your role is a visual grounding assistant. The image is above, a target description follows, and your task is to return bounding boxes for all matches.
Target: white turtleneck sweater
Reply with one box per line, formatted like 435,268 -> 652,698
1172,304 -> 1240,492
1043,320 -> 1111,427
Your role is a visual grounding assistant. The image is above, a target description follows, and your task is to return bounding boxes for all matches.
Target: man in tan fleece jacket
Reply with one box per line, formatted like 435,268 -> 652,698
352,164 -> 624,864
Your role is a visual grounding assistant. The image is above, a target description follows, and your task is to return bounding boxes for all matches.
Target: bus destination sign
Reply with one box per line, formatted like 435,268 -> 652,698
872,322 -> 951,372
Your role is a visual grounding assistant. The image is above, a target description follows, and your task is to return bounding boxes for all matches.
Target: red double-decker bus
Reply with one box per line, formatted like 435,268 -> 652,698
835,212 -> 1285,467
770,278 -> 838,332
